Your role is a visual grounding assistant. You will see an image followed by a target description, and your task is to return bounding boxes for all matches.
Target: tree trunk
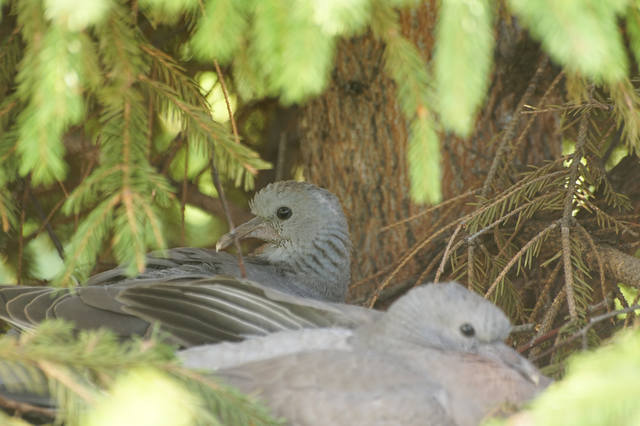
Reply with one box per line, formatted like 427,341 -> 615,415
298,5 -> 564,303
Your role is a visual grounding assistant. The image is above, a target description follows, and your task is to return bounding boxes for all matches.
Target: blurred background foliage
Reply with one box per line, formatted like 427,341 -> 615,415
0,0 -> 640,424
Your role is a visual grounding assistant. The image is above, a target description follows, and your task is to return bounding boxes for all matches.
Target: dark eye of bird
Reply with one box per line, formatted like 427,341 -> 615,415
459,323 -> 475,337
277,206 -> 292,220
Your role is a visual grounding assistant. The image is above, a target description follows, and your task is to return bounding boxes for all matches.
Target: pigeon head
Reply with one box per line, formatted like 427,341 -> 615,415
216,181 -> 351,294
369,282 -> 510,353
359,282 -> 540,384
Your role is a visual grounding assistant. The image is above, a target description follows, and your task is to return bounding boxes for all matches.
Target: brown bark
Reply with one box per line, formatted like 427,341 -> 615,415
298,33 -> 416,301
297,5 -> 565,302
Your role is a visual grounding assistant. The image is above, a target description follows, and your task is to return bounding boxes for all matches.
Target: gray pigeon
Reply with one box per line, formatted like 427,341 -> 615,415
0,181 -> 354,345
180,282 -> 548,426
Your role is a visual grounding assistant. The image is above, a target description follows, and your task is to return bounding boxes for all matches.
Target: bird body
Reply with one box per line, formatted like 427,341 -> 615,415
180,282 -> 548,426
0,181 -> 354,345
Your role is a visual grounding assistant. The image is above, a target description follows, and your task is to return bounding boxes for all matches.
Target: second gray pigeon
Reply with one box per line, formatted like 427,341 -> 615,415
0,181 -> 354,345
180,282 -> 549,426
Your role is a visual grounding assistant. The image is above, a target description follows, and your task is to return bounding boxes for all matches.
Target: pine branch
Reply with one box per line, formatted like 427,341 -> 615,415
561,111 -> 589,319
0,321 -> 281,425
485,220 -> 560,298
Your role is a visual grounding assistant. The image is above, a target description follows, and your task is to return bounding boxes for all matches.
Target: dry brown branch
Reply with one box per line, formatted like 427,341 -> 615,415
434,222 -> 463,283
576,223 -> 607,309
593,245 -> 640,289
561,109 -> 589,319
485,220 -> 559,298
379,188 -> 478,232
467,244 -> 475,287
210,62 -> 247,277
481,55 -> 549,197
503,70 -> 565,168
0,393 -> 56,421
368,217 -> 465,307
528,260 -> 563,322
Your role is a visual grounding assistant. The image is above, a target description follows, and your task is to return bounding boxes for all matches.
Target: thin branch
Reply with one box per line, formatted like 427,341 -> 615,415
350,264 -> 395,290
209,63 -> 247,277
379,189 -> 477,232
466,192 -> 558,243
481,55 -> 549,197
171,179 -> 252,223
576,223 -> 607,309
529,303 -> 640,359
181,141 -> 189,245
24,196 -> 65,252
527,289 -> 566,359
519,327 -> 560,355
503,69 -> 565,168
368,217 -> 466,307
213,60 -> 241,146
28,191 -> 65,261
528,260 -> 562,322
579,304 -> 640,349
511,323 -> 535,333
466,243 -> 475,287
415,250 -> 444,287
484,220 -> 559,298
434,222 -> 463,283
596,245 -> 640,289
561,110 -> 589,319
210,158 -> 247,278
0,393 -> 56,420
17,183 -> 28,284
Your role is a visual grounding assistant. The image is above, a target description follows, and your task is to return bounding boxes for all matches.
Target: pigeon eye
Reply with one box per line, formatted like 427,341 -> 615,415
276,206 -> 292,220
459,323 -> 475,337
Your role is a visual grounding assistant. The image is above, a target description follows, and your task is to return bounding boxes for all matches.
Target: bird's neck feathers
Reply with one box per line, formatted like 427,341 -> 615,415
255,226 -> 351,301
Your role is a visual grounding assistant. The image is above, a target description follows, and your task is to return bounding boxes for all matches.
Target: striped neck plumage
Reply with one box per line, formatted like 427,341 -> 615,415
258,224 -> 351,301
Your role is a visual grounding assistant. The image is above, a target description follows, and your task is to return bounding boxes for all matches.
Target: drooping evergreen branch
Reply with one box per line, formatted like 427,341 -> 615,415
0,321 -> 281,425
485,220 -> 560,298
561,110 -> 589,319
481,55 -> 549,197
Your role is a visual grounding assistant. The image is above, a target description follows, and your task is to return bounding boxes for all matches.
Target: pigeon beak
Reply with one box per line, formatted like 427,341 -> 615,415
479,342 -> 542,385
216,217 -> 279,251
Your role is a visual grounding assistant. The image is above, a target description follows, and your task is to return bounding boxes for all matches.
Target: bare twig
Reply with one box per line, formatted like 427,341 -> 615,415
484,220 -> 559,298
561,110 -> 589,319
181,141 -> 189,245
210,64 -> 247,278
481,55 -> 549,197
213,60 -> 241,146
528,260 -> 562,322
379,189 -> 477,232
519,327 -> 561,355
210,159 -> 246,277
466,192 -> 558,243
17,183 -> 28,285
578,304 -> 640,349
28,190 -> 65,261
511,323 -> 535,333
369,217 -> 465,307
596,245 -> 640,289
467,243 -> 475,287
529,303 -> 640,359
0,393 -> 56,420
503,69 -> 565,168
415,250 -> 444,287
576,223 -> 607,309
434,222 -> 463,283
